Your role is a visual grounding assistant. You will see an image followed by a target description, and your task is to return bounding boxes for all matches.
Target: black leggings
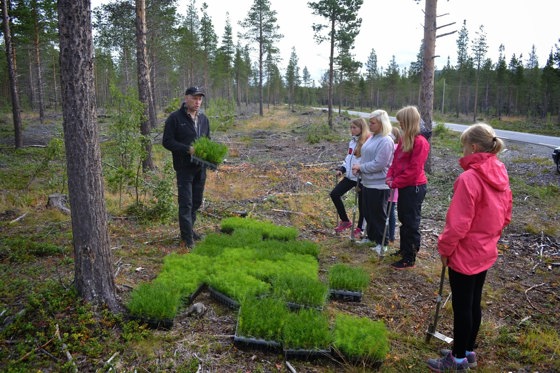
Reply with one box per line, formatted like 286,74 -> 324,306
449,268 -> 487,359
330,177 -> 363,227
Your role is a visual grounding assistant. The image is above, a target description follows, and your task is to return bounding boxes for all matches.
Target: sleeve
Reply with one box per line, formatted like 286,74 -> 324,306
162,114 -> 190,154
360,138 -> 394,174
438,175 -> 477,257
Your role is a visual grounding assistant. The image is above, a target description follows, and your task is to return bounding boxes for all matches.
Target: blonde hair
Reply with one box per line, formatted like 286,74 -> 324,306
369,109 -> 392,137
395,106 -> 421,152
351,117 -> 371,157
390,126 -> 402,144
460,123 -> 504,154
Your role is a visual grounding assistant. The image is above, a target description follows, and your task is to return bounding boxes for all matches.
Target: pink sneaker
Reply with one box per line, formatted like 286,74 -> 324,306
353,227 -> 363,238
334,221 -> 352,233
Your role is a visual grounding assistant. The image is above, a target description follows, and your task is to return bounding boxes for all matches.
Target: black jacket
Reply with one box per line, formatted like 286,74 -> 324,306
162,103 -> 211,171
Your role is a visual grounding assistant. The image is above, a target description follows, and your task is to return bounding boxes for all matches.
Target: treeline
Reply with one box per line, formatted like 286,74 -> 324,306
2,0 -> 560,124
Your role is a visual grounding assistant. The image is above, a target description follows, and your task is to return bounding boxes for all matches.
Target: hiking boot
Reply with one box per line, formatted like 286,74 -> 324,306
356,237 -> 372,245
427,352 -> 470,372
371,244 -> 388,256
334,221 -> 352,233
440,349 -> 477,368
391,258 -> 415,269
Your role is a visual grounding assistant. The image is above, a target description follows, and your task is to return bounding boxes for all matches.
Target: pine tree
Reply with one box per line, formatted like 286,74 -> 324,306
239,0 -> 283,116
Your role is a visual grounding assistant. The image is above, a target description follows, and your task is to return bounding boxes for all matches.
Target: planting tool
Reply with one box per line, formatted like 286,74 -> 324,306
350,174 -> 361,241
377,188 -> 394,256
425,265 -> 453,344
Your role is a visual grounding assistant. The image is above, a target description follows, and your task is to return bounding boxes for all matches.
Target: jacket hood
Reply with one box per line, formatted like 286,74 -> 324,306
459,152 -> 509,191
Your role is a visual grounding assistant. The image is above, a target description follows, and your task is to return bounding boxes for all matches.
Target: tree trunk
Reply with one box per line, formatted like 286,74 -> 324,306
57,0 -> 120,312
2,0 -> 24,149
327,16 -> 335,129
420,0 -> 437,173
135,0 -> 154,171
33,4 -> 45,124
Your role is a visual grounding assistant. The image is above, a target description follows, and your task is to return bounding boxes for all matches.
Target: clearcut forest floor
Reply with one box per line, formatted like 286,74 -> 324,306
1,106 -> 559,372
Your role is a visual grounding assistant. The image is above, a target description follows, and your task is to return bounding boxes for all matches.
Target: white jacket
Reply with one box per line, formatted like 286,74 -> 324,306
340,136 -> 361,181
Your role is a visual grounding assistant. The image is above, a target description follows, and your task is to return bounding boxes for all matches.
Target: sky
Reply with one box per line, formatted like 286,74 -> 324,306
92,0 -> 559,83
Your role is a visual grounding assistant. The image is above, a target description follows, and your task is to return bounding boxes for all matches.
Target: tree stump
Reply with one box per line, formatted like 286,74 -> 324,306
47,193 -> 71,215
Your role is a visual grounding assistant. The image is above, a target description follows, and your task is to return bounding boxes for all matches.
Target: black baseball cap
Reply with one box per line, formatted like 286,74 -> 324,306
185,86 -> 205,96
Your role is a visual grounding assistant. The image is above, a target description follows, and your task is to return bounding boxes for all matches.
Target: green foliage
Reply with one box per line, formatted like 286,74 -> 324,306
0,238 -> 65,263
127,282 -> 182,320
205,98 -> 236,132
237,297 -> 288,341
328,263 -> 369,292
333,313 -> 389,363
192,136 -> 228,165
125,161 -> 177,223
282,309 -> 332,349
221,216 -> 298,241
104,85 -> 147,207
272,274 -> 328,308
164,96 -> 182,115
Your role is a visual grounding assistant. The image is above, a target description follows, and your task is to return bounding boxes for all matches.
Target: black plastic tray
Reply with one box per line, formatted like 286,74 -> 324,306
190,155 -> 218,170
284,348 -> 332,361
233,335 -> 282,353
207,286 -> 240,309
329,289 -> 363,302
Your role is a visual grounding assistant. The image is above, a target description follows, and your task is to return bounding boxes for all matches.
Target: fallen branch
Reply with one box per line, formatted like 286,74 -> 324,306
271,208 -> 305,215
524,282 -> 546,311
16,337 -> 54,362
9,212 -> 28,224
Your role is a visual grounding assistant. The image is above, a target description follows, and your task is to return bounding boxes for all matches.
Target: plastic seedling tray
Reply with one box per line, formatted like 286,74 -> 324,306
329,289 -> 363,302
186,283 -> 207,305
233,335 -> 282,353
190,155 -> 218,170
207,286 -> 240,309
284,348 -> 332,361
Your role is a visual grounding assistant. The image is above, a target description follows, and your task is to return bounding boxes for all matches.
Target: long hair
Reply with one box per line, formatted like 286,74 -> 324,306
369,109 -> 392,137
460,123 -> 505,154
396,106 -> 420,152
352,117 -> 371,157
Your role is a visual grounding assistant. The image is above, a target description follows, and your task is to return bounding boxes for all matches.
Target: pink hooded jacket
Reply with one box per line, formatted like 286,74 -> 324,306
438,152 -> 512,275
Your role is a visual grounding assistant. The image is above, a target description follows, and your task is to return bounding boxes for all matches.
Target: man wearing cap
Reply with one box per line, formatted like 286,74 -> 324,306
162,86 -> 210,249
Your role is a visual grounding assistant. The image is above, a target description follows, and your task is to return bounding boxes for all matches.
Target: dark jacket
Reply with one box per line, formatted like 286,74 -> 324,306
162,103 -> 211,171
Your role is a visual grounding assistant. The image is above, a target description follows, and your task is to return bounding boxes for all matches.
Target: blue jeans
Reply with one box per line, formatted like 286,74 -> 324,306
176,167 -> 206,245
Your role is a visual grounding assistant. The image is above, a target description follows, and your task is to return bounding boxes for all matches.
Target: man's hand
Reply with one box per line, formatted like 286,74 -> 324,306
188,146 -> 195,155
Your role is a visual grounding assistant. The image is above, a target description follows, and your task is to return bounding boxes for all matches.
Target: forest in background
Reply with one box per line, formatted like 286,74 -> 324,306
2,0 -> 560,128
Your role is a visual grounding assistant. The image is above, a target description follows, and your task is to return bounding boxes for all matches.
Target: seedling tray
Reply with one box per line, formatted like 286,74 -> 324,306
284,348 -> 332,361
329,289 -> 362,302
233,335 -> 282,353
186,283 -> 207,305
132,316 -> 174,330
190,155 -> 218,170
207,286 -> 240,309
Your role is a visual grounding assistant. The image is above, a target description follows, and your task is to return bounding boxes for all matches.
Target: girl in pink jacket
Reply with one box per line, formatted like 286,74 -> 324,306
427,123 -> 512,372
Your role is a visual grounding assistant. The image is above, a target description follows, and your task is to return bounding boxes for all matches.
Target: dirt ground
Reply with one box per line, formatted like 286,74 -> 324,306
4,110 -> 560,372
